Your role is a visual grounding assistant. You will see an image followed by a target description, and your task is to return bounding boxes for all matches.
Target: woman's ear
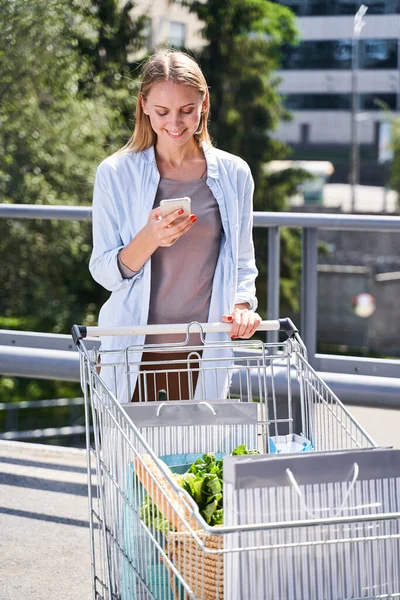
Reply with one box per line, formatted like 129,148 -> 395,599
140,94 -> 149,115
202,91 -> 209,113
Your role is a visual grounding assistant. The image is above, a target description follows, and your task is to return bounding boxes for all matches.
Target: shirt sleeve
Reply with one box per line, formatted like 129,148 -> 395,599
234,168 -> 258,311
117,250 -> 139,279
89,165 -> 142,292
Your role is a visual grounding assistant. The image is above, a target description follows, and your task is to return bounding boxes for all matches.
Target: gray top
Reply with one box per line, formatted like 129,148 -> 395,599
118,176 -> 222,345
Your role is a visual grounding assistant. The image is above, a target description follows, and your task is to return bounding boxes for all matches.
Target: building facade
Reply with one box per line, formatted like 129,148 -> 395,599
128,0 -> 399,182
130,0 -> 204,53
275,1 -> 400,149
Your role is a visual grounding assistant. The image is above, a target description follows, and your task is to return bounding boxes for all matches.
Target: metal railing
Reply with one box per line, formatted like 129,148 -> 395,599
1,203 -> 400,411
256,210 -> 400,370
0,397 -> 90,441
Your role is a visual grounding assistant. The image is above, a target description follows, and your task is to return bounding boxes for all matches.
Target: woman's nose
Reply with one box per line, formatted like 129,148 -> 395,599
169,113 -> 182,127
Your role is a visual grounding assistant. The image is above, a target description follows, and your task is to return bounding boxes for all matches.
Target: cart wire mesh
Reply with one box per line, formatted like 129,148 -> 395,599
73,321 -> 397,600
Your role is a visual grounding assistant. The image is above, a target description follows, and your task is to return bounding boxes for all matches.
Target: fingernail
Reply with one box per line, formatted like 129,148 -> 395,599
232,335 -> 237,339
178,209 -> 184,215
190,215 -> 197,222
227,316 -> 233,322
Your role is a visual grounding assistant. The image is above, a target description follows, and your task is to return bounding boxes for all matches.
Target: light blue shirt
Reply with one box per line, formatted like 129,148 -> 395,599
89,142 -> 258,403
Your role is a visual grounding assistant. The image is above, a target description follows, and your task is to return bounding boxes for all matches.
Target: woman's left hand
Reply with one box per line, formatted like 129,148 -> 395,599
221,304 -> 262,339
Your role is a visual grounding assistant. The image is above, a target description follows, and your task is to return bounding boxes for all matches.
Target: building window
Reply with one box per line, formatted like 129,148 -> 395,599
281,39 -> 397,70
284,93 -> 396,110
361,93 -> 396,110
276,0 -> 399,16
285,93 -> 351,110
281,40 -> 350,70
360,40 -> 397,69
168,21 -> 186,47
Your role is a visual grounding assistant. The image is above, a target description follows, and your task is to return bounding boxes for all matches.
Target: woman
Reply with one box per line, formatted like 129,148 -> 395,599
89,48 -> 260,403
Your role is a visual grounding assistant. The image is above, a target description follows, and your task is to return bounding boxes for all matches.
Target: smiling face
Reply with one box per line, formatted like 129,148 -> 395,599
141,80 -> 207,148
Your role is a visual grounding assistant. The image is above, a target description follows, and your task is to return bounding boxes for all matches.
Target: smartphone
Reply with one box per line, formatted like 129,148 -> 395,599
160,197 -> 191,218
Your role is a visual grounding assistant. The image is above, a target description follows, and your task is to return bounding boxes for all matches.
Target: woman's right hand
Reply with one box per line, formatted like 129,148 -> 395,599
145,207 -> 197,247
119,207 -> 196,273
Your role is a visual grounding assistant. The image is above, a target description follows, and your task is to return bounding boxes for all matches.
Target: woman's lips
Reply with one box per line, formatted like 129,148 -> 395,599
165,129 -> 186,138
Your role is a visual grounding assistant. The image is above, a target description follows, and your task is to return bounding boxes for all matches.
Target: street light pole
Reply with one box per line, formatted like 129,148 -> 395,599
350,4 -> 368,213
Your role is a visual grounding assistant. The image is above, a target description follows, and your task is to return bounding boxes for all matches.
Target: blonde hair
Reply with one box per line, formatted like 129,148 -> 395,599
122,48 -> 212,153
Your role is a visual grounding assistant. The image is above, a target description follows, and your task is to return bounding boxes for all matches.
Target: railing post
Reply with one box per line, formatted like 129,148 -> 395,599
267,227 -> 280,343
5,406 -> 18,432
301,228 -> 318,365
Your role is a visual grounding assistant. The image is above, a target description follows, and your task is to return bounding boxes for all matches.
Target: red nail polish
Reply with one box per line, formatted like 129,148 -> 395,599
227,316 -> 233,322
178,209 -> 184,215
190,215 -> 197,222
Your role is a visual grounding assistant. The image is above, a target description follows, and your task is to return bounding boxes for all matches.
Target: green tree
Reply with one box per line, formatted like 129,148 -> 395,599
186,0 -> 306,313
75,0 -> 147,132
0,0 -> 145,403
390,118 -> 400,210
76,0 -> 145,80
1,0 -> 108,331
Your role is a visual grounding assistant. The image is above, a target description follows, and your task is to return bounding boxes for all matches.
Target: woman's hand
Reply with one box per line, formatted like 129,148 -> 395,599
221,304 -> 262,339
118,207 -> 197,273
145,207 -> 196,248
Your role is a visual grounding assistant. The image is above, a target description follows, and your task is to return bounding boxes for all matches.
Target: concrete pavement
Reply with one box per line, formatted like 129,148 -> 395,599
0,441 -> 92,600
347,403 -> 400,448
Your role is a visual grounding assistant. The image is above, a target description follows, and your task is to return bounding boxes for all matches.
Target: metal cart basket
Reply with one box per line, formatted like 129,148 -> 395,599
72,319 -> 400,600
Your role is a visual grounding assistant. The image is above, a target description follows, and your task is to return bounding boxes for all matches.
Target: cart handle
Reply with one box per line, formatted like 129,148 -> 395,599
71,318 -> 297,344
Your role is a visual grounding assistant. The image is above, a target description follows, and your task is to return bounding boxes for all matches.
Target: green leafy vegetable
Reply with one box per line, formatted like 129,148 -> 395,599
140,445 -> 259,531
231,444 -> 260,456
140,494 -> 171,536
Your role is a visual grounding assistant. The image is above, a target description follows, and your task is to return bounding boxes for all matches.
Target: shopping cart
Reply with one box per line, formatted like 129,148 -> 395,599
72,319 -> 400,600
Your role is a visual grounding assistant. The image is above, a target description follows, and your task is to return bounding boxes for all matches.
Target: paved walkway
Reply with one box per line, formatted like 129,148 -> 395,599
0,441 -> 92,600
347,404 -> 400,449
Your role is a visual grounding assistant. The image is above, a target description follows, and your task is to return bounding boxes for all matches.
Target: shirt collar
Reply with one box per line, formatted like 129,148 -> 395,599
202,142 -> 219,179
142,143 -> 220,179
142,145 -> 156,164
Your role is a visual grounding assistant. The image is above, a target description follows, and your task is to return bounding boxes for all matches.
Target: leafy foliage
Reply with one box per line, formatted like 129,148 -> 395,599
0,0 -> 146,402
390,118 -> 400,209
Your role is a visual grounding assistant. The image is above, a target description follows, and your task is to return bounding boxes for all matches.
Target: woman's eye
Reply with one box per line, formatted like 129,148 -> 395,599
155,109 -> 194,116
